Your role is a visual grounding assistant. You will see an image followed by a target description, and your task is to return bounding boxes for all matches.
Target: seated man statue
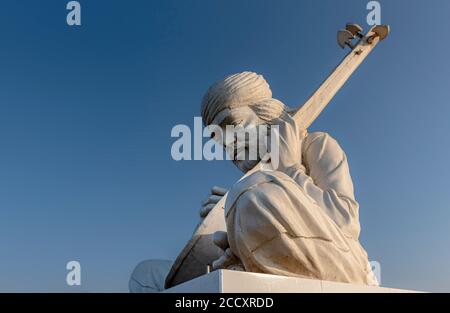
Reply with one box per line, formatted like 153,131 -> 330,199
130,71 -> 377,292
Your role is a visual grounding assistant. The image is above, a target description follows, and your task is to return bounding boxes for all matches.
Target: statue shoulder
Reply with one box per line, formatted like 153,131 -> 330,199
302,131 -> 348,173
303,132 -> 344,153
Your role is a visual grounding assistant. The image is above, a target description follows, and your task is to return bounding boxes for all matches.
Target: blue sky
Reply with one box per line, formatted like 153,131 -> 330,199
1,0 -> 450,292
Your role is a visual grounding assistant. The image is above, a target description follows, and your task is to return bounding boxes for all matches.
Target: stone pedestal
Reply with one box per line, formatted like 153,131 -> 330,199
164,270 -> 420,293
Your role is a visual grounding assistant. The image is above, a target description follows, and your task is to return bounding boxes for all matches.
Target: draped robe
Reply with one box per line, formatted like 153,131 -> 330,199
130,131 -> 378,292
224,131 -> 378,285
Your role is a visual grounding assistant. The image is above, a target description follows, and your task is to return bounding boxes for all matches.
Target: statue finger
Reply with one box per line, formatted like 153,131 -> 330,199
202,194 -> 222,206
211,255 -> 227,271
212,248 -> 240,271
199,203 -> 215,218
211,186 -> 227,196
213,231 -> 229,251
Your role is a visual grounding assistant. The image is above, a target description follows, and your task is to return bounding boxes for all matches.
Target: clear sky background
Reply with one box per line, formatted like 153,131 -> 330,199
1,0 -> 449,292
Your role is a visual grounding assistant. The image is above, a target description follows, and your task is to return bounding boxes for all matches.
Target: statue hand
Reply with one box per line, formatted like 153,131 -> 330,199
199,186 -> 227,218
211,231 -> 244,271
270,115 -> 306,174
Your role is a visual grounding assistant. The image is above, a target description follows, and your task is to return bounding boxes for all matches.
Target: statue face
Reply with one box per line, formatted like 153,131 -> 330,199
211,106 -> 268,173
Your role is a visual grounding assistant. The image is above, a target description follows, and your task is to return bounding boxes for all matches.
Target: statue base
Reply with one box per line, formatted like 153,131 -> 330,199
164,270 -> 421,293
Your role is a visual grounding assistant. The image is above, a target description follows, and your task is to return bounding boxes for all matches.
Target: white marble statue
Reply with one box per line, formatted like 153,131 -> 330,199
130,71 -> 377,292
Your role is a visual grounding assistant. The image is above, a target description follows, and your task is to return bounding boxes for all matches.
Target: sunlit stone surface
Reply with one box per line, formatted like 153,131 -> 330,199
165,270 -> 421,293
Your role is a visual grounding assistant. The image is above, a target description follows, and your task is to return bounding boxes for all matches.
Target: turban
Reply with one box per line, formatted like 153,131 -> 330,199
201,72 -> 273,126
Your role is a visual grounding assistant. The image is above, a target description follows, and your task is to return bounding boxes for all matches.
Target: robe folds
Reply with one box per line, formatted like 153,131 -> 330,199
224,132 -> 378,285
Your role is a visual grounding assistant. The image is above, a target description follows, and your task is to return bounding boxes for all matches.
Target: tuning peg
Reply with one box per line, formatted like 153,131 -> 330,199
337,29 -> 355,49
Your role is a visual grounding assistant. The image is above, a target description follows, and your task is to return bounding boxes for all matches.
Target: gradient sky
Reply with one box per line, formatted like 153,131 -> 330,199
1,0 -> 450,292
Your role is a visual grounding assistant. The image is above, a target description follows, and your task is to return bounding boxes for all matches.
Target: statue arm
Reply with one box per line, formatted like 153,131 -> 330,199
289,132 -> 361,238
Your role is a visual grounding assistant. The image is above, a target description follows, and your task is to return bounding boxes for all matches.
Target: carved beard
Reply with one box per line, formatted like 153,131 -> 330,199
233,159 -> 259,173
232,146 -> 261,173
228,126 -> 269,173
